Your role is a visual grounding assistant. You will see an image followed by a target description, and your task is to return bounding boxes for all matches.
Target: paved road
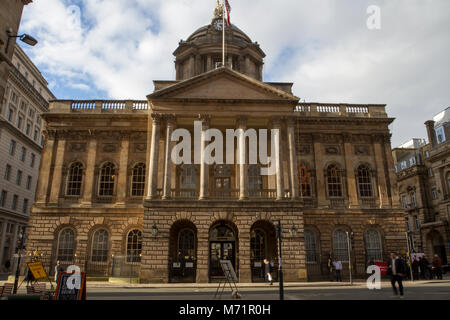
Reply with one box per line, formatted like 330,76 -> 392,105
86,282 -> 450,300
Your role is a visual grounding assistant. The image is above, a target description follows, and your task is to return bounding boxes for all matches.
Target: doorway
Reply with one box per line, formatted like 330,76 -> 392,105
209,222 -> 238,282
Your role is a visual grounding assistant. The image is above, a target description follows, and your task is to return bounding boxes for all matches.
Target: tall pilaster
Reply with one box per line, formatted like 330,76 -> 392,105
35,130 -> 56,205
116,132 -> 130,205
48,135 -> 67,206
199,115 -> 210,200
81,133 -> 97,206
163,115 -> 175,200
147,114 -> 162,200
373,134 -> 389,207
287,118 -> 299,199
313,134 -> 327,207
343,133 -> 359,207
273,118 -> 285,200
237,116 -> 248,200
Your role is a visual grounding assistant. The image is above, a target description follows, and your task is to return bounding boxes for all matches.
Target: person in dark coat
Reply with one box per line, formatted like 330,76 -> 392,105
263,259 -> 273,285
432,255 -> 443,280
387,252 -> 406,298
419,256 -> 430,279
25,267 -> 35,286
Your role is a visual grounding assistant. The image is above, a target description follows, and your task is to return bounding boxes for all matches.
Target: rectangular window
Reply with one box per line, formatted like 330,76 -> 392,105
22,198 -> 29,214
16,170 -> 22,186
26,175 -> 32,190
30,153 -> 35,168
26,122 -> 31,135
4,164 -> 11,181
17,116 -> 23,129
428,168 -> 433,177
12,195 -> 18,211
9,140 -> 16,156
414,216 -> 420,230
20,147 -> 26,162
7,108 -> 14,121
436,127 -> 446,144
401,161 -> 407,169
0,191 -> 7,207
401,195 -> 408,209
33,129 -> 38,141
410,192 -> 416,207
432,188 -> 438,200
405,218 -> 410,232
410,157 -> 416,166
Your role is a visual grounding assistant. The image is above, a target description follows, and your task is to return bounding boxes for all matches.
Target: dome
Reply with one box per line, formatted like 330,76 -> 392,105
186,23 -> 252,44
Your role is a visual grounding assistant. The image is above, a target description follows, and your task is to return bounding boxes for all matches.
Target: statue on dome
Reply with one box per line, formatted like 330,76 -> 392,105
213,0 -> 223,19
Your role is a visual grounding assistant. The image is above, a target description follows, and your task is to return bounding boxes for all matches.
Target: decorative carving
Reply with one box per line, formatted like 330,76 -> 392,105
325,146 -> 340,155
298,145 -> 311,155
102,143 -> 118,153
322,134 -> 342,144
69,143 -> 86,152
355,145 -> 370,156
134,143 -> 147,153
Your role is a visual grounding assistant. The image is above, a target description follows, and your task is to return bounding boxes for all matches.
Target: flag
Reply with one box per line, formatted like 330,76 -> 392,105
225,0 -> 231,26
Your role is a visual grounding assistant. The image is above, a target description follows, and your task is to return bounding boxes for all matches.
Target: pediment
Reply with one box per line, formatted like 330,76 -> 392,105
148,67 -> 299,102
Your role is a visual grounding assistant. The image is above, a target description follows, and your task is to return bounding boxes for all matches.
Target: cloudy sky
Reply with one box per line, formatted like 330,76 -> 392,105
18,0 -> 450,147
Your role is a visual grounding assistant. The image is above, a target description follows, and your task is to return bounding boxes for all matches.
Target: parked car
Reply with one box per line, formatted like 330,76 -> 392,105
443,264 -> 450,274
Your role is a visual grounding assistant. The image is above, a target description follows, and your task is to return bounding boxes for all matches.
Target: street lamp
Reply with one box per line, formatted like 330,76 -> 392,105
345,231 -> 354,285
289,224 -> 298,237
5,30 -> 38,54
13,225 -> 30,294
271,218 -> 284,300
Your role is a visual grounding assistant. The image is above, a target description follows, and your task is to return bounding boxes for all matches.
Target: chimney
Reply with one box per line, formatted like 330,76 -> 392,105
425,120 -> 437,147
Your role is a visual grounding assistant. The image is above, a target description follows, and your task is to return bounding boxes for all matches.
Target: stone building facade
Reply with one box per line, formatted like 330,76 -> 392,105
27,7 -> 406,283
393,108 -> 450,265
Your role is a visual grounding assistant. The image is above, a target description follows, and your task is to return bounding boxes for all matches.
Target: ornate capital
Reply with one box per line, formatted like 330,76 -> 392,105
151,113 -> 162,125
198,114 -> 211,128
271,116 -> 282,128
342,133 -> 352,143
236,115 -> 248,128
164,114 -> 176,127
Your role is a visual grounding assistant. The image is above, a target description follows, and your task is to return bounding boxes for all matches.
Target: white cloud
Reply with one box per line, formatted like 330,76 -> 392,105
19,0 -> 450,146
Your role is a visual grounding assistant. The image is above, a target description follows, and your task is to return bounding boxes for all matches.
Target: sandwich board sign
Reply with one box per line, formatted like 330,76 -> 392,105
54,271 -> 87,300
214,260 -> 240,299
27,261 -> 48,280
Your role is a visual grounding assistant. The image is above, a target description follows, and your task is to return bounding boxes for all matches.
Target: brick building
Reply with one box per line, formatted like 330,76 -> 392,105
393,108 -> 450,265
26,5 -> 406,283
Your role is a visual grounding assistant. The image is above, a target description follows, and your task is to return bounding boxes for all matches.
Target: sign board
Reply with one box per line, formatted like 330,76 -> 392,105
54,272 -> 86,300
173,262 -> 181,268
27,261 -> 48,280
220,260 -> 238,282
254,262 -> 262,268
185,262 -> 194,268
375,262 -> 388,275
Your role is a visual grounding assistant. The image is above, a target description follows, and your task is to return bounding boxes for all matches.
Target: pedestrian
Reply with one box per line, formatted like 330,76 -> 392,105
327,254 -> 334,281
412,257 -> 420,281
263,259 -> 273,285
387,252 -> 406,298
332,257 -> 343,282
368,258 -> 375,266
432,254 -> 443,280
54,260 -> 64,283
419,256 -> 430,280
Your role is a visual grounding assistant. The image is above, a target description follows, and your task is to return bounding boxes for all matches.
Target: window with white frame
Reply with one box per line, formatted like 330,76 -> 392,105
57,228 -> 75,262
91,229 -> 109,262
401,195 -> 408,208
333,230 -> 349,262
66,162 -> 83,196
365,230 -> 383,262
431,188 -> 438,200
98,162 -> 115,196
410,192 -> 416,207
126,229 -> 142,262
305,230 -> 317,263
131,163 -> 146,197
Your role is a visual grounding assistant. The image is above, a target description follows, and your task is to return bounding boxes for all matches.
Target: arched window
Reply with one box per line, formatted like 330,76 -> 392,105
91,229 -> 109,262
304,230 -> 317,263
181,164 -> 196,189
178,229 -> 195,260
57,228 -> 75,262
327,165 -> 343,197
66,162 -> 83,196
126,229 -> 142,262
333,229 -> 349,262
248,164 -> 262,191
357,165 -> 373,198
365,229 -> 383,262
299,164 -> 311,197
98,162 -> 115,196
131,163 -> 146,197
250,229 -> 266,262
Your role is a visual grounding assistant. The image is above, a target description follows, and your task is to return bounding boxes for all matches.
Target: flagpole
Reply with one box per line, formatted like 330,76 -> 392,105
222,0 -> 225,67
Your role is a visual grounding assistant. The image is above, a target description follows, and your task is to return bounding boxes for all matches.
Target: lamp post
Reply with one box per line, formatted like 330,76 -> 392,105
345,231 -> 353,285
151,223 -> 159,237
271,219 -> 283,300
13,225 -> 29,294
5,30 -> 38,54
405,232 -> 414,282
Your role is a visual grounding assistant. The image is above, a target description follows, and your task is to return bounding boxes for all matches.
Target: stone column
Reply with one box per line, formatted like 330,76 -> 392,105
237,116 -> 248,200
273,118 -> 285,200
343,133 -> 359,207
35,131 -> 56,204
81,134 -> 98,206
199,115 -> 210,200
48,135 -> 66,206
383,134 -> 400,207
147,114 -> 162,200
287,118 -> 299,199
115,133 -> 130,205
373,134 -> 389,207
196,235 -> 209,283
206,55 -> 212,72
313,134 -> 327,207
163,116 -> 175,200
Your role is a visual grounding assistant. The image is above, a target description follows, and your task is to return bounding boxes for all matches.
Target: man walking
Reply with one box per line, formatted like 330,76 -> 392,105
327,254 -> 334,281
263,259 -> 273,285
387,252 -> 406,298
332,257 -> 343,282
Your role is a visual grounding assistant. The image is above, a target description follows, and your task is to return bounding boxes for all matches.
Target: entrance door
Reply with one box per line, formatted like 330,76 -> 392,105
209,242 -> 235,280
